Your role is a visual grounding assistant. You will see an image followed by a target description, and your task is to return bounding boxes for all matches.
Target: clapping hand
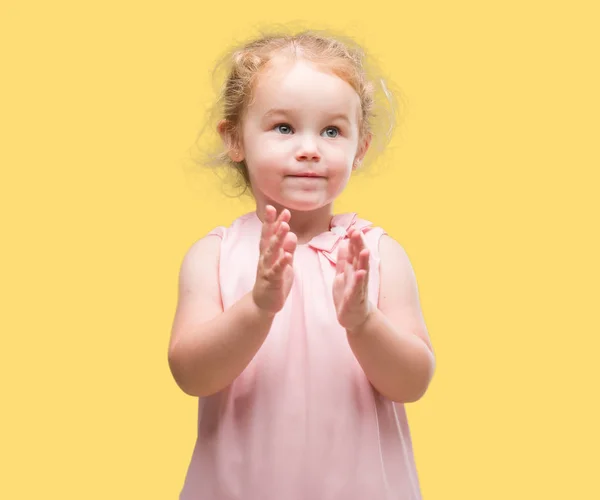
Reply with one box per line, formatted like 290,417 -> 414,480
252,205 -> 298,314
332,229 -> 372,331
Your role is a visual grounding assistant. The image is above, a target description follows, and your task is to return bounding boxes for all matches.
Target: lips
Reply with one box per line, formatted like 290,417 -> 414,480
290,172 -> 323,178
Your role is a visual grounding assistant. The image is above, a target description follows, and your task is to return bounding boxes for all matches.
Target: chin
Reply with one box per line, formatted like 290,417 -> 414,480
275,196 -> 329,212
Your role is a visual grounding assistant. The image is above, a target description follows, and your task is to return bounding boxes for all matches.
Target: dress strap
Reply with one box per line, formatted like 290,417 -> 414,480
363,226 -> 388,260
207,226 -> 226,239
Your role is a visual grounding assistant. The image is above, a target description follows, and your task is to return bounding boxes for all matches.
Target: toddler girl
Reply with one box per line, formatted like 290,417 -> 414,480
169,30 -> 435,500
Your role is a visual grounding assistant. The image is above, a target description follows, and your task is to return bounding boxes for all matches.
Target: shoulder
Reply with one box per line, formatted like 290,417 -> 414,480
378,234 -> 411,266
178,230 -> 225,298
179,212 -> 256,270
204,212 -> 259,242
377,234 -> 431,349
181,230 -> 223,266
377,234 -> 419,294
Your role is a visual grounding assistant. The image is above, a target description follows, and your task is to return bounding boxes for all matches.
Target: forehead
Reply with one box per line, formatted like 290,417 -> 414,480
248,58 -> 361,118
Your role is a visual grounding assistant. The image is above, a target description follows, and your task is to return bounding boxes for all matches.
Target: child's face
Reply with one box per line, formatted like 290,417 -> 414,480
238,58 -> 366,212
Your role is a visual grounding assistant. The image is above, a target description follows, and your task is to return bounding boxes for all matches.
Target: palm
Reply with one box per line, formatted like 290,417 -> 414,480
273,265 -> 295,310
332,231 -> 371,330
332,268 -> 353,315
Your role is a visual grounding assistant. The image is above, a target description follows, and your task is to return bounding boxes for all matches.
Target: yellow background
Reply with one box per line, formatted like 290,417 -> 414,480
2,1 -> 599,498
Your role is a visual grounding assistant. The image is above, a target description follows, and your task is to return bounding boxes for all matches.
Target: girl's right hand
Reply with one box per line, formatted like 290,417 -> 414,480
252,205 -> 298,314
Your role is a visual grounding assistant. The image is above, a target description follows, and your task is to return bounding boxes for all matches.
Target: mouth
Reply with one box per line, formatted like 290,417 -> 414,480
289,173 -> 324,178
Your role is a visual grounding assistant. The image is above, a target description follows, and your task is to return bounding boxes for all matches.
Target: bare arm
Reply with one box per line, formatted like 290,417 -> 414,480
346,234 -> 435,403
168,207 -> 297,398
167,235 -> 275,397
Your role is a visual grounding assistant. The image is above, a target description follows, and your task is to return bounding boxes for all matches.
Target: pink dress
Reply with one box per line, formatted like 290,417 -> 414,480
179,211 -> 422,500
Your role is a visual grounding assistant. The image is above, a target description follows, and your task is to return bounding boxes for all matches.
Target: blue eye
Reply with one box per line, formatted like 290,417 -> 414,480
323,126 -> 339,138
275,124 -> 293,134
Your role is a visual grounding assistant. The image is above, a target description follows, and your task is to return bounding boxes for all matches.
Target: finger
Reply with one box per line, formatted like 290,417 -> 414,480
351,230 -> 363,267
265,220 -> 289,267
354,269 -> 368,289
270,251 -> 292,276
336,240 -> 349,275
346,231 -> 356,262
281,232 -> 298,266
357,233 -> 369,269
345,272 -> 367,308
264,208 -> 291,250
352,230 -> 366,262
271,207 -> 290,236
266,204 -> 276,219
344,274 -> 357,303
281,230 -> 298,255
278,208 -> 291,225
354,229 -> 367,248
343,238 -> 356,285
286,248 -> 296,268
346,269 -> 367,304
344,254 -> 354,288
357,248 -> 370,272
355,250 -> 370,296
260,206 -> 278,251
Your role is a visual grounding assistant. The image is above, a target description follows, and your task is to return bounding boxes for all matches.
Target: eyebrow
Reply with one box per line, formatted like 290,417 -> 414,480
263,108 -> 351,124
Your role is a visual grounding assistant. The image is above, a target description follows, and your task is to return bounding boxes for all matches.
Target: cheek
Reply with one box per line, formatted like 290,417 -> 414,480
245,134 -> 288,162
326,143 -> 355,167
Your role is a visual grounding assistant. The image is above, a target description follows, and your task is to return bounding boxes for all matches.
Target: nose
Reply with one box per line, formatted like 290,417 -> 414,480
295,135 -> 321,162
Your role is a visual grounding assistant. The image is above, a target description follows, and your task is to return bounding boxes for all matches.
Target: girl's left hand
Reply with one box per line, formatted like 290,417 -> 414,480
333,229 -> 372,331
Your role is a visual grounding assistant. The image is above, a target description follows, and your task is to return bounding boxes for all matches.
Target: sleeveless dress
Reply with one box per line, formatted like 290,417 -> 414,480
179,211 -> 422,500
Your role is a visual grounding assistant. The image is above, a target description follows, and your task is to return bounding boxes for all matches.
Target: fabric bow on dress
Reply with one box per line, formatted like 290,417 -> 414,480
307,213 -> 372,265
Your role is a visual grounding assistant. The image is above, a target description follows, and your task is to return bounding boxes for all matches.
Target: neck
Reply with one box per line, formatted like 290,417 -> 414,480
255,202 -> 334,245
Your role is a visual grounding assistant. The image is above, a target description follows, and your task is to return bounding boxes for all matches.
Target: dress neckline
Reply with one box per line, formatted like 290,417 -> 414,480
248,211 -> 373,264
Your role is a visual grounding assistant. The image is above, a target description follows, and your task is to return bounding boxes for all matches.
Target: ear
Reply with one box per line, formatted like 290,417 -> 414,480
217,119 -> 244,162
353,133 -> 372,170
